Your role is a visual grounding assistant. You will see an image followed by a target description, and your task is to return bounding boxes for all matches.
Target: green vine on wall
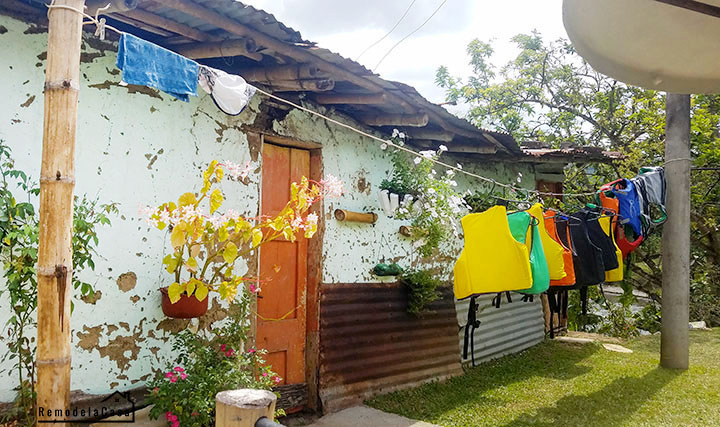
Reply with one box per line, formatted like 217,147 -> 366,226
380,133 -> 468,258
0,141 -> 116,425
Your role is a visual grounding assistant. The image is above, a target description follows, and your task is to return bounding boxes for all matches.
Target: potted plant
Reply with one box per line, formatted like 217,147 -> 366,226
380,131 -> 468,256
141,160 -> 342,318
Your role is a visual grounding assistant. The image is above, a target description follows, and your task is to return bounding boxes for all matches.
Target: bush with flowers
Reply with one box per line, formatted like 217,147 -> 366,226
146,303 -> 282,426
141,160 -> 342,304
380,131 -> 468,257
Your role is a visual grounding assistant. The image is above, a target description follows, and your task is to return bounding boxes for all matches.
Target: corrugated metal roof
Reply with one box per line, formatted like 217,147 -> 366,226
319,283 -> 462,413
143,0 -> 308,43
456,294 -> 545,365
522,147 -> 623,162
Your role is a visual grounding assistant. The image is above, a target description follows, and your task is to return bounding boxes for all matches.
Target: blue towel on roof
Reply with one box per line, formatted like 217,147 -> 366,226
117,33 -> 199,102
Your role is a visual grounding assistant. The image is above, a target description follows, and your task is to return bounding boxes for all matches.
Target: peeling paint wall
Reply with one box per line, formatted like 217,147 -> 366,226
0,13 -> 537,402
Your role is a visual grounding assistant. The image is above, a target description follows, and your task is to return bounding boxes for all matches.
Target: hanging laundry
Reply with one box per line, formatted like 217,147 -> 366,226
598,215 -> 624,282
567,213 -> 605,287
632,166 -> 667,234
580,209 -> 619,271
508,211 -> 550,294
609,179 -> 644,237
599,180 -> 644,258
528,203 -> 566,281
544,212 -> 576,287
116,33 -> 199,102
198,65 -> 257,115
453,205 -> 533,300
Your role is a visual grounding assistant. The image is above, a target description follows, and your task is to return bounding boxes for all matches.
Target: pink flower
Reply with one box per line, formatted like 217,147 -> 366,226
220,344 -> 226,351
172,421 -> 179,427
165,372 -> 174,379
169,376 -> 178,383
224,160 -> 253,180
262,372 -> 268,377
225,349 -> 235,357
320,175 -> 344,198
165,411 -> 173,420
248,348 -> 256,354
248,283 -> 258,294
273,376 -> 282,384
179,373 -> 188,380
169,415 -> 177,422
174,366 -> 184,373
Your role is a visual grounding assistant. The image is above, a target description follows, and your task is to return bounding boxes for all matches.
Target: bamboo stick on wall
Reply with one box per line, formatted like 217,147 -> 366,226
36,0 -> 84,424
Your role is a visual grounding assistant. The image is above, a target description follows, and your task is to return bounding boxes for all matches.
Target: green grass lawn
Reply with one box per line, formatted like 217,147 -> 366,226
367,330 -> 720,426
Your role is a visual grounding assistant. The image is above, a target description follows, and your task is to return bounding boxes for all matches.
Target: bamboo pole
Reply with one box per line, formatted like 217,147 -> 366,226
36,0 -> 84,424
238,64 -> 322,82
215,390 -> 277,427
270,79 -> 335,92
314,93 -> 388,105
358,113 -> 430,127
174,39 -> 263,61
334,209 -> 377,223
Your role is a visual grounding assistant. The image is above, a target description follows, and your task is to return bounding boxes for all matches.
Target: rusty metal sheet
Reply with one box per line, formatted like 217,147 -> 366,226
319,283 -> 462,413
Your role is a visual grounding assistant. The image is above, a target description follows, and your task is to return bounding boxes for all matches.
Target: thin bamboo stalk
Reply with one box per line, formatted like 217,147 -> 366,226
36,0 -> 84,424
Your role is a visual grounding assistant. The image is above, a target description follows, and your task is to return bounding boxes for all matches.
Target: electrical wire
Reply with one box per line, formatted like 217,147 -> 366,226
374,0 -> 448,71
355,0 -> 418,61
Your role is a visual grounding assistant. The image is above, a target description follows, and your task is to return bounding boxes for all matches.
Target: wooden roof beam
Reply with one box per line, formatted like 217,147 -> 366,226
145,0 -> 416,112
116,8 -> 214,42
174,39 -> 262,61
359,113 -> 429,127
314,93 -> 388,105
267,79 -> 335,92
405,129 -> 455,142
413,139 -> 497,154
237,64 -> 324,82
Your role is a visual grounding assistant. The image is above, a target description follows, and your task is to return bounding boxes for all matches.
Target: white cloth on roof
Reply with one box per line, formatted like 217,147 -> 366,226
198,65 -> 257,116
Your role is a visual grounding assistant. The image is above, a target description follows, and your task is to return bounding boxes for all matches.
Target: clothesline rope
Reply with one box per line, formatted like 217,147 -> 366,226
46,2 -> 615,199
253,87 -> 599,198
46,1 -> 122,39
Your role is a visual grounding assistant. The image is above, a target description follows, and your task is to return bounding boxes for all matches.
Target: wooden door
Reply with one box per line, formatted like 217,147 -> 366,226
258,143 -> 309,386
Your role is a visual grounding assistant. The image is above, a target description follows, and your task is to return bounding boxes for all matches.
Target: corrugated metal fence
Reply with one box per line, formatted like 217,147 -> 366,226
455,293 -> 545,365
319,283 -> 462,412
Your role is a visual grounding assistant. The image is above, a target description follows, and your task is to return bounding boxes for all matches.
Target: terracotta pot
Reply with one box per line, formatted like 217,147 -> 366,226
160,287 -> 208,319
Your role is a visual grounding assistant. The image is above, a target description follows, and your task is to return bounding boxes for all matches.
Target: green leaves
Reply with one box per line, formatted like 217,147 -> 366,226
178,192 -> 197,207
194,282 -> 209,301
168,282 -> 182,304
210,188 -> 224,214
222,241 -> 238,264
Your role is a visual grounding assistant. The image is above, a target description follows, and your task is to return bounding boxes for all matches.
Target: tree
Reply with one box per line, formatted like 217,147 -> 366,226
436,32 -> 720,327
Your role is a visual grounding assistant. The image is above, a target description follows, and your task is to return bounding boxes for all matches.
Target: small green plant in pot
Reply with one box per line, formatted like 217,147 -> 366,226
380,131 -> 468,256
400,269 -> 442,315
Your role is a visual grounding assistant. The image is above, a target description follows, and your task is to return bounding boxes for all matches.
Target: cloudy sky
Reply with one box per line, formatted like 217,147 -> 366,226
243,0 -> 568,114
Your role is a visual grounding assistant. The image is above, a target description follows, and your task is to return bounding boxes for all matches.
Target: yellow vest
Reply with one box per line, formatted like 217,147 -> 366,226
527,203 -> 567,281
599,216 -> 624,282
454,206 -> 533,299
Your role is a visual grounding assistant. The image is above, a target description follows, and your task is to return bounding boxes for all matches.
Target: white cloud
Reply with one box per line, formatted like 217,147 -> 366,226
244,0 -> 568,104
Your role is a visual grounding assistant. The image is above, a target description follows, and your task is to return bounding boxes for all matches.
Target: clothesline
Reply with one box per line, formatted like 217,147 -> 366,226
48,2 -> 618,199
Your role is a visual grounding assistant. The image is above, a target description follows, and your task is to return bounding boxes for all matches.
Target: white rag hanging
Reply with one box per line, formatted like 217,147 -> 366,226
198,65 -> 257,116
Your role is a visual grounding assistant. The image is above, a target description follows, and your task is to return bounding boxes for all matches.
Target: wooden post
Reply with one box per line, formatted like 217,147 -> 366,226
216,389 -> 277,427
36,0 -> 84,423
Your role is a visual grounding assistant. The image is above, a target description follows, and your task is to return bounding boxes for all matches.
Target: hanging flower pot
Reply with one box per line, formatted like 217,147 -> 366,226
378,189 -> 416,217
160,287 -> 208,319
